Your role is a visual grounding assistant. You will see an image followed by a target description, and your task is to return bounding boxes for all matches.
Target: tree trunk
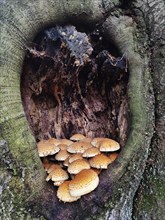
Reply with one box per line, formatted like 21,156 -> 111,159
0,0 -> 164,219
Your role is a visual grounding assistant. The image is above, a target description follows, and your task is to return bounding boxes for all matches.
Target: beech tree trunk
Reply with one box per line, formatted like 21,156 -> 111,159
0,0 -> 164,220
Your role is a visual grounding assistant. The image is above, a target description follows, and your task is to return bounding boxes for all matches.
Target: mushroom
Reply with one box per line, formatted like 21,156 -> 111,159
54,181 -> 64,186
70,133 -> 86,141
57,181 -> 81,202
99,139 -> 120,152
68,153 -> 83,163
55,149 -> 70,161
63,157 -> 70,167
89,153 -> 110,169
108,152 -> 119,163
82,147 -> 100,158
47,138 -> 61,146
42,158 -> 54,171
60,139 -> 73,146
69,169 -> 99,197
81,137 -> 92,143
67,141 -> 92,154
46,167 -> 69,182
47,164 -> 61,173
91,137 -> 105,147
57,144 -> 68,150
67,159 -> 90,174
37,141 -> 60,157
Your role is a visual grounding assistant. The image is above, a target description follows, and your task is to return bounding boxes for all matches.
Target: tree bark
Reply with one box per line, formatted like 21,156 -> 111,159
0,0 -> 164,219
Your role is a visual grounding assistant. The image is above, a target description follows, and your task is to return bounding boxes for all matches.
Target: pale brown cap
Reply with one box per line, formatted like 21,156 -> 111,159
37,141 -> 60,157
99,139 -> 120,152
63,157 -> 70,167
81,137 -> 92,143
57,181 -> 81,202
91,168 -> 102,175
108,153 -> 119,163
47,138 -> 61,146
57,144 -> 68,150
70,133 -> 86,141
60,139 -> 73,146
67,159 -> 90,174
47,164 -> 61,173
46,168 -> 69,182
42,158 -> 54,171
89,154 -> 110,169
67,141 -> 93,154
55,150 -> 70,161
54,181 -> 64,186
91,138 -> 105,147
68,153 -> 83,164
82,147 -> 100,158
69,169 -> 99,197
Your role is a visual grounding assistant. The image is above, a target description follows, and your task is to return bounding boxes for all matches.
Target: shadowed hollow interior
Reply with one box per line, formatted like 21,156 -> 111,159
21,25 -> 129,148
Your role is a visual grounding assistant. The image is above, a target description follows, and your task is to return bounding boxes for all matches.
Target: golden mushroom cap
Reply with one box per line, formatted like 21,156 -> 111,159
57,144 -> 68,150
68,153 -> 83,164
69,169 -> 99,197
82,147 -> 100,158
99,139 -> 120,152
70,133 -> 86,141
54,181 -> 64,186
47,164 -> 61,174
81,137 -> 92,143
37,141 -> 60,157
108,152 -> 119,163
67,141 -> 92,154
67,159 -> 90,174
60,139 -> 73,146
57,181 -> 81,202
46,168 -> 69,182
47,138 -> 61,146
55,150 -> 70,161
89,154 -> 110,169
91,138 -> 106,147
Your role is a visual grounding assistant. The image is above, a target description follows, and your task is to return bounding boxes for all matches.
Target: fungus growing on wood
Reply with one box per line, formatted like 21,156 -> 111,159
57,181 -> 81,203
70,133 -> 86,141
67,142 -> 92,154
37,141 -> 60,157
99,139 -> 120,152
82,147 -> 100,158
46,168 -> 69,182
89,154 -> 110,169
69,169 -> 99,197
55,150 -> 70,161
67,159 -> 90,174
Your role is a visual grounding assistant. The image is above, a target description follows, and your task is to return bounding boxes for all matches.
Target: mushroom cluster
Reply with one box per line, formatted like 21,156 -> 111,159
37,134 -> 120,203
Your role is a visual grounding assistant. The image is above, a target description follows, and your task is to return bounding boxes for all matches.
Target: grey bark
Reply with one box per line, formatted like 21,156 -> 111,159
0,0 -> 164,219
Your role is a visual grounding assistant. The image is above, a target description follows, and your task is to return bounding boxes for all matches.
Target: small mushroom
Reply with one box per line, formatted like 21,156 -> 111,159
91,137 -> 105,147
67,141 -> 92,154
57,144 -> 68,150
69,169 -> 99,197
55,149 -> 70,161
47,138 -> 61,146
67,159 -> 90,174
89,153 -> 110,169
108,152 -> 119,163
82,147 -> 100,158
54,181 -> 64,186
37,141 -> 60,157
60,139 -> 73,146
68,153 -> 83,163
46,168 -> 69,182
57,181 -> 81,202
70,133 -> 86,141
99,139 -> 120,152
47,164 -> 61,173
